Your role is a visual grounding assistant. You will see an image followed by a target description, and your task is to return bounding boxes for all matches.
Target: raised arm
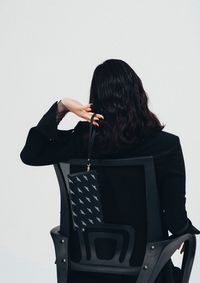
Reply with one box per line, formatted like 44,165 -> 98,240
20,100 -> 78,166
20,98 -> 104,166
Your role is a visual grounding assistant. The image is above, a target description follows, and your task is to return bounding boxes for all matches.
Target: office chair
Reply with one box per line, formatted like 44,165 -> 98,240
50,156 -> 196,283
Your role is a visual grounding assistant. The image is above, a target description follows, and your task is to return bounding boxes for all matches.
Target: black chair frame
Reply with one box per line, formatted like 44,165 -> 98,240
50,156 -> 196,283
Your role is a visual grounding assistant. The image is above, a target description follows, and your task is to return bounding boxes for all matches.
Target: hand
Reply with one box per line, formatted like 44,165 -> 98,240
60,97 -> 104,126
178,242 -> 185,254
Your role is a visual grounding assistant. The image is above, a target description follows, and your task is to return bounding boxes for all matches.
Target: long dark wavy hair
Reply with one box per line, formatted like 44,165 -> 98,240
87,59 -> 165,155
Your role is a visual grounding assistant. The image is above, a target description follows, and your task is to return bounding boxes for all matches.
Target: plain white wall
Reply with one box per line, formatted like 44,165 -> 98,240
0,0 -> 200,282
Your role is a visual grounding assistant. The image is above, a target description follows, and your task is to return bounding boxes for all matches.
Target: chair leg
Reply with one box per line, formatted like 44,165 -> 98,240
50,226 -> 69,283
181,235 -> 196,283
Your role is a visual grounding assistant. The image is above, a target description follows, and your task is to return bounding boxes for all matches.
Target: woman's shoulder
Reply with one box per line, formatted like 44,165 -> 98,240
74,121 -> 181,158
144,129 -> 181,158
75,121 -> 179,140
154,129 -> 180,145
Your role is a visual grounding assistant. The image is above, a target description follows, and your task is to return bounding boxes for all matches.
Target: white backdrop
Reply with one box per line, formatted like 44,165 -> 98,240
0,0 -> 199,282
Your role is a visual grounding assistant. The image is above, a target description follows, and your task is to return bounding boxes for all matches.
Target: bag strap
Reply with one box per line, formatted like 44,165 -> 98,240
87,113 -> 97,171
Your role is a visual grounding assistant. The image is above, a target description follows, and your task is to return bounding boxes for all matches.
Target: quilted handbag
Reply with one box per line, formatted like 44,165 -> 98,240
66,113 -> 104,231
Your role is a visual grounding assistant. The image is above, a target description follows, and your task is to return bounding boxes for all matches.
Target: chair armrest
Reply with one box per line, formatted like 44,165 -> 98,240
136,233 -> 196,283
50,226 -> 69,264
50,226 -> 70,283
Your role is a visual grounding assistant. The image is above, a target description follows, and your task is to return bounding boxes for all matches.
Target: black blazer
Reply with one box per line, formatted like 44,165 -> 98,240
20,101 -> 200,267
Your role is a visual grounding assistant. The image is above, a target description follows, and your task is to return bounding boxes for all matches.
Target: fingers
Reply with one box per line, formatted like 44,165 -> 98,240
90,116 -> 100,127
83,105 -> 104,119
179,243 -> 185,254
88,115 -> 103,127
80,113 -> 100,126
80,103 -> 104,126
96,113 -> 104,119
180,245 -> 185,254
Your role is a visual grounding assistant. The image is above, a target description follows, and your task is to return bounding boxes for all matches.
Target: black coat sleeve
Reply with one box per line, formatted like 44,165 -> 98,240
157,137 -> 200,236
20,101 -> 81,166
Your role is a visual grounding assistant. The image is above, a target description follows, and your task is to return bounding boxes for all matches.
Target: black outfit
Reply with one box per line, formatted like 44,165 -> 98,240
20,101 -> 200,283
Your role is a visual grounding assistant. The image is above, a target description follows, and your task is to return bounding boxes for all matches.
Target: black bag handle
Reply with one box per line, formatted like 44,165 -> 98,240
87,113 -> 97,171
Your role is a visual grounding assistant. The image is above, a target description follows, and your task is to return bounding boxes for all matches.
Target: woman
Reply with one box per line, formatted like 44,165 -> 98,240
20,59 -> 199,282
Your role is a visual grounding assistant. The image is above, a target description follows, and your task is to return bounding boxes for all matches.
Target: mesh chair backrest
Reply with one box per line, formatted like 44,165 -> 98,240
54,156 -> 163,243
